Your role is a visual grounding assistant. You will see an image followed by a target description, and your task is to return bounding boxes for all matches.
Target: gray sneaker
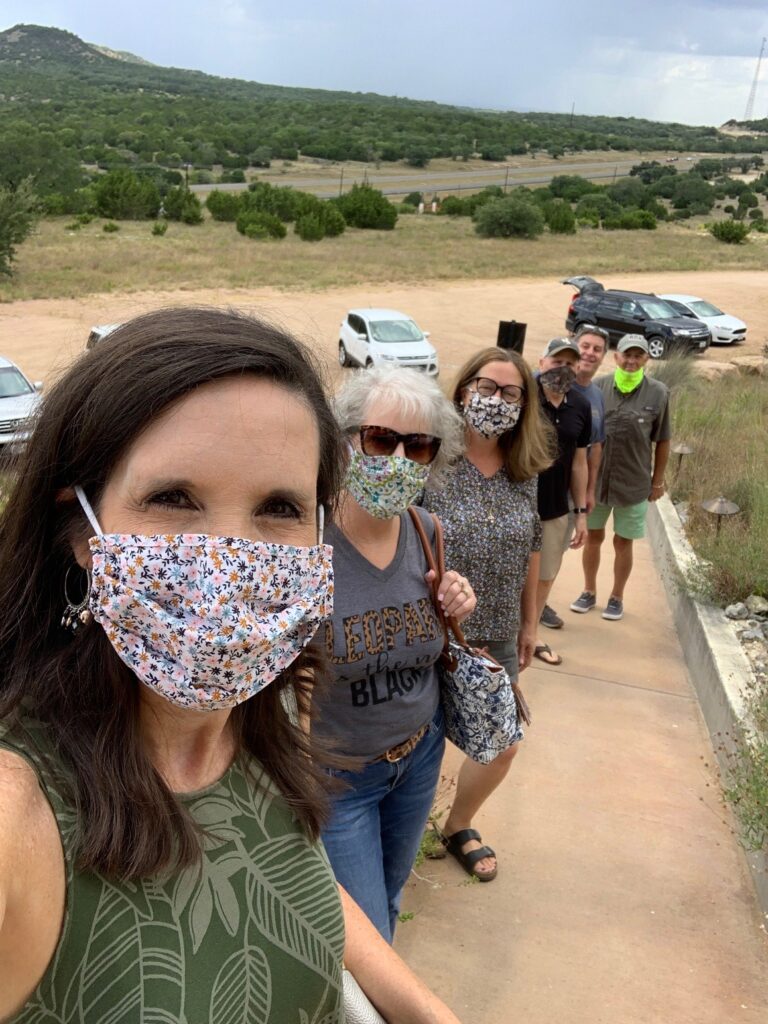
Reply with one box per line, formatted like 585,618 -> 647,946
570,591 -> 596,614
602,597 -> 624,621
540,604 -> 564,629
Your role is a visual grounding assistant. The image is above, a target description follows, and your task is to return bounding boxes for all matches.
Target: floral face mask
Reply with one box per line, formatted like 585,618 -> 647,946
74,486 -> 333,712
345,451 -> 430,519
463,392 -> 522,438
539,364 -> 576,395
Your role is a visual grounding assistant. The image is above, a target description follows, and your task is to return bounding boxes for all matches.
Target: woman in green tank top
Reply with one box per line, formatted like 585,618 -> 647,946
0,308 -> 461,1024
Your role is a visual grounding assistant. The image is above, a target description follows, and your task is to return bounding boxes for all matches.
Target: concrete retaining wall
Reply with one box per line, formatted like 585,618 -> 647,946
647,496 -> 768,916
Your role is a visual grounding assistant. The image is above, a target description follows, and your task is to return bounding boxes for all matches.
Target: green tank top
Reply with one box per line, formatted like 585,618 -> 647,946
0,717 -> 345,1024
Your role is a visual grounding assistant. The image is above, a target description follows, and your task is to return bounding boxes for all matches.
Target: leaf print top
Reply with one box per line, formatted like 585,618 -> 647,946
0,717 -> 345,1024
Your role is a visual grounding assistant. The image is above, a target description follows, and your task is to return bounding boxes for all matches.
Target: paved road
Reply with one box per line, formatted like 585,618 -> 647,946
395,525 -> 768,1024
190,158 -> 645,198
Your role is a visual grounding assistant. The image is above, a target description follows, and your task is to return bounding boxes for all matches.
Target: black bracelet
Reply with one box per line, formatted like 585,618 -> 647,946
572,507 -> 588,514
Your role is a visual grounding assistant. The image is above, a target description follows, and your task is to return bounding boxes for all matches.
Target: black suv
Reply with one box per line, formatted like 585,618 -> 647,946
563,276 -> 711,359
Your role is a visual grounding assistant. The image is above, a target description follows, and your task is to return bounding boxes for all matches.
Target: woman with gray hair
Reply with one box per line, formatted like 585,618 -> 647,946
313,365 -> 474,943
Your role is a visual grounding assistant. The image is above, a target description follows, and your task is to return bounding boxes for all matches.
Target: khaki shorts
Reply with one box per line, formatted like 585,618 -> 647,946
539,514 -> 571,581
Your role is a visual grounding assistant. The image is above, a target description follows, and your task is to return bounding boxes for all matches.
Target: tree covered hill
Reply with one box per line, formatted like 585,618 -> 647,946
1,22 -> 766,196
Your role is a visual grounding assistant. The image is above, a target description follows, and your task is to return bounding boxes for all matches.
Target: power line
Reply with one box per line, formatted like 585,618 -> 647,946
744,36 -> 766,122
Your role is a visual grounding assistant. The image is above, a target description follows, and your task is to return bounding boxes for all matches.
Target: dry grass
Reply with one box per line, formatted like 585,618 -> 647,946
3,214 -> 768,303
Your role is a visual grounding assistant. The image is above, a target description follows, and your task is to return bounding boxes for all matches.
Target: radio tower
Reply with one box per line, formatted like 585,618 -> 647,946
744,37 -> 766,122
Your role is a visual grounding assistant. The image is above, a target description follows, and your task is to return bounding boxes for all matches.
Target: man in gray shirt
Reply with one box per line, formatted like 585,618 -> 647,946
570,334 -> 671,622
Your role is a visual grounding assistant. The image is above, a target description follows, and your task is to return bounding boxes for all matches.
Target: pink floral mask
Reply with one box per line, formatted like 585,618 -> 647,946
75,487 -> 333,711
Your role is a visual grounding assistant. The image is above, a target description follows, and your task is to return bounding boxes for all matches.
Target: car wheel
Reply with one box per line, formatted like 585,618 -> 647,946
365,359 -> 373,369
647,335 -> 667,360
338,342 -> 350,367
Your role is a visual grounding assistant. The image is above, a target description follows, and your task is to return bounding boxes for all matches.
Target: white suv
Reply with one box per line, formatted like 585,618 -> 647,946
0,355 -> 43,451
338,309 -> 439,376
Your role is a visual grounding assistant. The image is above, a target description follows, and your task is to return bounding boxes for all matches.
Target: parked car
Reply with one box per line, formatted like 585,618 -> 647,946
338,309 -> 439,375
0,356 -> 43,451
659,294 -> 746,345
562,276 -> 711,359
86,323 -> 122,349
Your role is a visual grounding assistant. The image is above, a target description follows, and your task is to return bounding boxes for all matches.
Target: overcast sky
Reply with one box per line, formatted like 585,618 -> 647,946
5,1 -> 768,125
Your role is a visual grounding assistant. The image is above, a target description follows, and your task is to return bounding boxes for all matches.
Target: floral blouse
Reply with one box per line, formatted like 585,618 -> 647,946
422,457 -> 541,642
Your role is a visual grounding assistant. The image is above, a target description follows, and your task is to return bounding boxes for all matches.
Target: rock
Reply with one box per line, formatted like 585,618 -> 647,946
729,355 -> 766,377
695,361 -> 740,382
725,602 -> 749,620
745,594 -> 768,616
763,622 -> 768,641
739,629 -> 765,642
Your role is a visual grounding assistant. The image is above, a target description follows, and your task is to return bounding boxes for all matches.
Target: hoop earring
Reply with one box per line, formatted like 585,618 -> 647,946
62,565 -> 93,633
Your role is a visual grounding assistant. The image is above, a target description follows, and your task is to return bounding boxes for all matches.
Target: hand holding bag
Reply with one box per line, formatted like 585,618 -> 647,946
408,508 -> 530,765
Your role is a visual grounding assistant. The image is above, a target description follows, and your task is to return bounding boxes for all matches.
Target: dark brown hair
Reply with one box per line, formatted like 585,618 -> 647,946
452,346 -> 555,480
0,307 -> 345,881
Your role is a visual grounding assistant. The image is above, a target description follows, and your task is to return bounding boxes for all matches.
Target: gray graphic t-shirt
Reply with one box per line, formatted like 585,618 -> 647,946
313,510 -> 443,759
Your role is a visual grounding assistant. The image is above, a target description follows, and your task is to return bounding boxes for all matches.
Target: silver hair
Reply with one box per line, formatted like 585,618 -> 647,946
333,364 -> 465,488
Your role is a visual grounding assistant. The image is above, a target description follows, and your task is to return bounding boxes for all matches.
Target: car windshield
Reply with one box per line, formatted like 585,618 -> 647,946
0,367 -> 33,398
687,300 -> 724,318
368,319 -> 423,343
639,299 -> 679,319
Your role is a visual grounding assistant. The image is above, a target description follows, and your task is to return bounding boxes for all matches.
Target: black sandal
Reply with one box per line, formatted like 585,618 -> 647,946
443,828 -> 497,882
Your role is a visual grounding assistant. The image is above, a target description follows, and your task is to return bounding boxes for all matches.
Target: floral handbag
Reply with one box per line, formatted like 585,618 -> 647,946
408,508 -> 530,765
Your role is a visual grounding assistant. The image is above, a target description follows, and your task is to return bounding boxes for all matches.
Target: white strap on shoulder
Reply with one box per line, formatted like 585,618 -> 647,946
317,504 -> 325,545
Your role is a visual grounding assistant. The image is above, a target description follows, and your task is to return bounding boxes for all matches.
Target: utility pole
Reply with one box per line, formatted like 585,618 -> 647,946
339,168 -> 344,196
744,37 -> 766,121
504,166 -> 510,192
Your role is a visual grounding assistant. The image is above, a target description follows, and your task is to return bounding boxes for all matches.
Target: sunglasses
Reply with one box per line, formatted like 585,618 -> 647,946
359,425 -> 442,465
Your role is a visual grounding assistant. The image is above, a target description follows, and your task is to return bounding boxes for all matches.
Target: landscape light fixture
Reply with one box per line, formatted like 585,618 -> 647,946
700,496 -> 740,536
671,442 -> 694,483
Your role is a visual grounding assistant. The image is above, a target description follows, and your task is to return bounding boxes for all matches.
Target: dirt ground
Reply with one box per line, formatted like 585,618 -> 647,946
0,269 -> 765,386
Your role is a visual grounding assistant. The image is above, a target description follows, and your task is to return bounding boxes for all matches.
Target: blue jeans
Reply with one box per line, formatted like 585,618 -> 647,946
321,706 -> 445,943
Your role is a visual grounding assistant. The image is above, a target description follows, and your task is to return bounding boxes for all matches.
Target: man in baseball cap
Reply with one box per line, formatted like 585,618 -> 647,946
570,333 -> 671,622
533,338 -> 591,665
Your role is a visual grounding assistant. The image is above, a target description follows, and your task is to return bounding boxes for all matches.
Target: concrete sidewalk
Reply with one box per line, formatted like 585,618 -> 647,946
395,529 -> 768,1024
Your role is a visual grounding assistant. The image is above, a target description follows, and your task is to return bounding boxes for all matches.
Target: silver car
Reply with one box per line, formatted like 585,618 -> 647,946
660,294 -> 746,346
0,355 -> 42,451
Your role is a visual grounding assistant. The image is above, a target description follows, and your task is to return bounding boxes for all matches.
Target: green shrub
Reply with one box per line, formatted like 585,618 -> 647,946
64,221 -> 81,231
163,186 -> 203,225
333,184 -> 397,230
671,209 -> 692,220
397,202 -> 417,214
549,175 -> 597,202
738,190 -> 759,210
76,212 -> 94,225
575,192 -> 621,222
102,221 -> 119,232
438,195 -> 467,216
93,169 -> 160,219
708,220 -> 750,243
320,204 -> 346,237
753,219 -> 768,233
748,207 -> 765,220
463,186 -> 506,217
603,209 -> 657,230
402,191 -> 423,207
724,204 -> 735,213
295,213 -> 325,241
151,221 -> 168,236
544,199 -> 576,234
474,197 -> 545,239
236,210 -> 286,239
206,190 -> 242,222
577,208 -> 600,228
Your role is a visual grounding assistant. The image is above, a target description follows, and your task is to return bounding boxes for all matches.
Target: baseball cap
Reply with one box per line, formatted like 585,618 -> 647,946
617,333 -> 649,354
543,337 -> 581,359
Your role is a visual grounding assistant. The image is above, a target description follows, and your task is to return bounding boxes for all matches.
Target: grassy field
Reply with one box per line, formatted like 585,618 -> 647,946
3,214 -> 768,302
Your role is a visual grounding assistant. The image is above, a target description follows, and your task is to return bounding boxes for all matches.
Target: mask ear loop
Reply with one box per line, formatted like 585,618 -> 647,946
317,503 -> 325,545
74,485 -> 104,536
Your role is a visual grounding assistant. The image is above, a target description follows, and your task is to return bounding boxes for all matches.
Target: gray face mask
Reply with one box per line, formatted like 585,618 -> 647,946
539,365 -> 576,395
463,392 -> 522,438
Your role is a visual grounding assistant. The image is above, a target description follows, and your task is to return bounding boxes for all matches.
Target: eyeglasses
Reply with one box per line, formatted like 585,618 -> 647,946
469,377 -> 525,405
359,425 -> 442,465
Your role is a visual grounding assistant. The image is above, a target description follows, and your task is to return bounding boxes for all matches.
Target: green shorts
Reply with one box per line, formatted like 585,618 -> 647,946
587,500 -> 649,540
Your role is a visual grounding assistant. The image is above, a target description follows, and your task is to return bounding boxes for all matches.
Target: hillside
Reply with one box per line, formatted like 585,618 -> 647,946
1,23 -> 767,196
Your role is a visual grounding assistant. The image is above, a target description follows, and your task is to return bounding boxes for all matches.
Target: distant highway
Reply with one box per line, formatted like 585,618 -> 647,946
189,158 -> 651,198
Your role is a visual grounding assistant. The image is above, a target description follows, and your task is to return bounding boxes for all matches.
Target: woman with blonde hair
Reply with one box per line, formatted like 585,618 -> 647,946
422,345 -> 554,882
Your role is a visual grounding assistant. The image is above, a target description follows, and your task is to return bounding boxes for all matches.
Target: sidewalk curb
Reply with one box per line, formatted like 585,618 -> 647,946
647,496 -> 768,918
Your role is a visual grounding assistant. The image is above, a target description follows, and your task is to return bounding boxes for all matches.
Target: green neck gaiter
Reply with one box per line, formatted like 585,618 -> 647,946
614,367 -> 644,394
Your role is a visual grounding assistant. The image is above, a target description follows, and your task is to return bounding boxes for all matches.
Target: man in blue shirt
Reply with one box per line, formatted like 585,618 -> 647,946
540,324 -> 607,631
